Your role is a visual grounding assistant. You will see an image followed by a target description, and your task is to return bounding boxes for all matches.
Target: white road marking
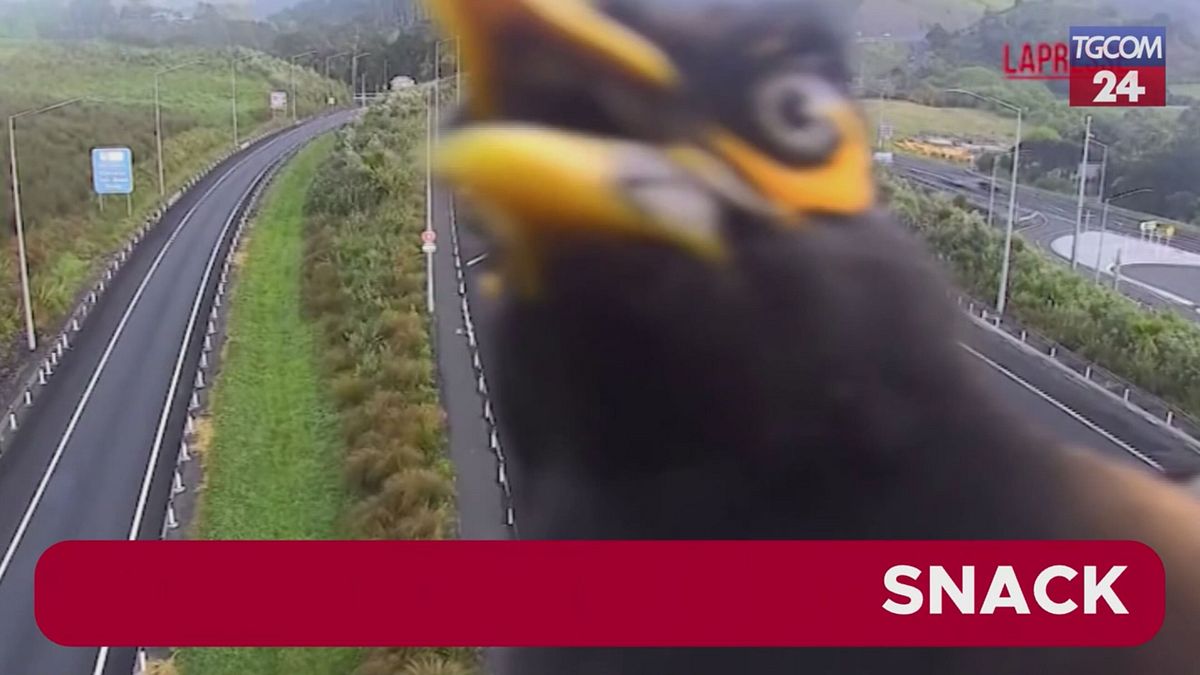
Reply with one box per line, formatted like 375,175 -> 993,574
466,253 -> 489,268
0,127 -> 296,590
92,129 -> 329,675
91,161 -> 270,675
960,343 -> 1163,472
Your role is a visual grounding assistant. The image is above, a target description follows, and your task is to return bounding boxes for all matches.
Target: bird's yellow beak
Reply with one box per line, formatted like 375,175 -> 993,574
710,102 -> 876,216
425,0 -> 680,119
434,124 -> 727,292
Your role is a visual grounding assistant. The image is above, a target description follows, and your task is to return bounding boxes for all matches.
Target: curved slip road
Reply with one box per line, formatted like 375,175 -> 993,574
0,110 -> 354,675
892,155 -> 1200,319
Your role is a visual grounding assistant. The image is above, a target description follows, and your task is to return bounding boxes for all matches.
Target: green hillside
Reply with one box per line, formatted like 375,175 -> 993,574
856,0 -> 1196,35
863,98 -> 1016,142
0,39 -> 348,371
856,0 -> 1015,34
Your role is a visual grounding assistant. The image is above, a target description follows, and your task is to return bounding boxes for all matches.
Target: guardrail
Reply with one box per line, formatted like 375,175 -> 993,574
0,123 -> 285,459
445,196 -> 518,534
132,126 -> 312,675
959,296 -> 1200,460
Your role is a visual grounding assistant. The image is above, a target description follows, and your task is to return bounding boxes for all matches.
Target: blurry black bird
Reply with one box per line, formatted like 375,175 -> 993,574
424,1 -> 1200,673
428,0 -> 874,217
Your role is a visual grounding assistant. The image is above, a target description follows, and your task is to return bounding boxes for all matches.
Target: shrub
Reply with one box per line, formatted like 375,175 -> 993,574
884,173 -> 1200,419
0,40 -> 347,379
303,89 -> 474,675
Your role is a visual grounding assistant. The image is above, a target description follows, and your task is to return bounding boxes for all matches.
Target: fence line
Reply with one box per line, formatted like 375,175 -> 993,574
959,295 -> 1200,459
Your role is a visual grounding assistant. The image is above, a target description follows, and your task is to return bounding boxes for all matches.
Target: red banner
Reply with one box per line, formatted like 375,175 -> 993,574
36,541 -> 1163,648
1070,66 -> 1167,107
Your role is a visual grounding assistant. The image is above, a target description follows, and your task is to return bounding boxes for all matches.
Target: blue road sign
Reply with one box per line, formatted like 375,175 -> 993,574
91,147 -> 134,195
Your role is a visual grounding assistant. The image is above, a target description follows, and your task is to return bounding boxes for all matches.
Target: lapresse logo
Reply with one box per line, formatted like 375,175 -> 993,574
1069,27 -> 1166,107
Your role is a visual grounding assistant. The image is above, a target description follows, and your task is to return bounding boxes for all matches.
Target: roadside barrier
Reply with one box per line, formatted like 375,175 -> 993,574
0,124 -> 284,459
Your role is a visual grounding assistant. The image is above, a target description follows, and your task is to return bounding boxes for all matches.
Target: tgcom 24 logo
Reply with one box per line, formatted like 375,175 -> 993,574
1002,27 -> 1167,107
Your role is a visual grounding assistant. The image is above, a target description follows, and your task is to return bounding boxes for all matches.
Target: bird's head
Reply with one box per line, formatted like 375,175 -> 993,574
423,1 -> 969,537
426,0 -> 876,217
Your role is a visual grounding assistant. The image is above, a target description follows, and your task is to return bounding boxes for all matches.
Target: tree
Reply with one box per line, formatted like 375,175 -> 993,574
119,0 -> 156,20
925,23 -> 952,51
67,0 -> 116,38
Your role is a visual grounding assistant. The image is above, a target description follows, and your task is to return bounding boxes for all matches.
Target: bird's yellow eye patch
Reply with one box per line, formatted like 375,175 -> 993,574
425,0 -> 680,119
710,104 -> 876,217
433,124 -> 729,293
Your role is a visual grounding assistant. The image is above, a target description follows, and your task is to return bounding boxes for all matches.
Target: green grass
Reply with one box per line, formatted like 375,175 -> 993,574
0,39 -> 348,379
862,99 -> 1016,142
175,135 -> 359,675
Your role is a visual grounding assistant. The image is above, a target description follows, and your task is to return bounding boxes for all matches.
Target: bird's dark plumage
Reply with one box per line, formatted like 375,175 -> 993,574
484,195 -> 1200,675
423,1 -> 1200,673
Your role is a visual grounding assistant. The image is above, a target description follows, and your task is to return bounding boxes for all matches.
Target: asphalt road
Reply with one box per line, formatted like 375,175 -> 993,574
0,110 -> 353,675
892,154 -> 1200,315
431,180 -> 512,542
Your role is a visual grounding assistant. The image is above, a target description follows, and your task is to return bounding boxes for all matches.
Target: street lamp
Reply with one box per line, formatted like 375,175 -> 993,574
945,88 -> 1023,317
425,84 -> 436,315
1072,130 -> 1111,269
229,49 -> 260,150
325,51 -> 350,80
456,37 -> 462,106
352,51 -> 372,106
1094,187 -> 1153,283
289,50 -> 317,123
1070,116 -> 1100,269
324,51 -> 351,104
154,59 -> 205,197
8,97 -> 85,352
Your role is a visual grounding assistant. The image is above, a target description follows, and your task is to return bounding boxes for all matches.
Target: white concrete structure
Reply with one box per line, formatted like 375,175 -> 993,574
1052,232 -> 1200,307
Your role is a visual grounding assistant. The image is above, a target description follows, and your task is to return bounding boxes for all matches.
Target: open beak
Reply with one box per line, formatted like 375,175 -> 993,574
710,101 -> 876,217
425,0 -> 681,120
434,124 -> 727,290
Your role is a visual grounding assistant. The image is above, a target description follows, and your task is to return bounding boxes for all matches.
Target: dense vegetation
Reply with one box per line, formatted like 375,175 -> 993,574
885,174 -> 1200,419
176,135 -> 360,675
864,0 -> 1200,222
0,39 -> 345,382
303,89 -> 474,675
0,1 -> 447,91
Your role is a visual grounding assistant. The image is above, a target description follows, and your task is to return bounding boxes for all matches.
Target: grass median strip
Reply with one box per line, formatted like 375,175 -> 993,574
176,134 -> 359,675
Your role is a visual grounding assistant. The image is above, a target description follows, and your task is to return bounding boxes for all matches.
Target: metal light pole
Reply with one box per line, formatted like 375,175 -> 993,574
425,84 -> 435,315
1095,188 -> 1153,283
1071,115 -> 1093,269
352,51 -> 371,107
325,51 -> 351,104
8,98 -> 85,352
987,158 -> 1001,227
946,89 -> 1022,316
290,50 -> 317,123
154,60 -> 204,197
325,51 -> 350,81
432,36 -> 447,127
230,51 -> 239,149
229,50 -> 262,149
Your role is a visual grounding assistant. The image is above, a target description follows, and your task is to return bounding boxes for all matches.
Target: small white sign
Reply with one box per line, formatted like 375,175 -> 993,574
270,91 -> 288,111
422,242 -> 438,254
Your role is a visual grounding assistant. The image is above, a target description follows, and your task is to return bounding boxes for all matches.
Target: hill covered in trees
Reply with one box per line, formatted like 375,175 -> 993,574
0,0 -> 440,88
